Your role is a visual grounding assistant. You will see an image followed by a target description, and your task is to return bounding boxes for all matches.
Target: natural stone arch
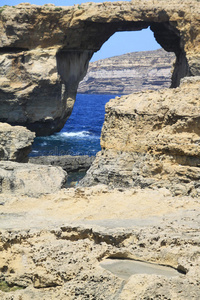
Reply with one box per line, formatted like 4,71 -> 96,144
55,20 -> 190,135
56,19 -> 189,96
0,1 -> 199,135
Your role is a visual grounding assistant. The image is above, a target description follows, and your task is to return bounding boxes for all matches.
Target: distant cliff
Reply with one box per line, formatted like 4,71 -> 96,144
78,49 -> 175,94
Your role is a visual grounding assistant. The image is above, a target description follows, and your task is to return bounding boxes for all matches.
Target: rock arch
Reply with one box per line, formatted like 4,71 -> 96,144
0,1 -> 199,135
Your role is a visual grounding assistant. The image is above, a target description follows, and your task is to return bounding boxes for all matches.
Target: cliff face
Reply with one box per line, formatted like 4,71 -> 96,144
0,0 -> 199,135
0,48 -> 91,136
81,77 -> 200,197
0,49 -> 62,136
78,49 -> 175,94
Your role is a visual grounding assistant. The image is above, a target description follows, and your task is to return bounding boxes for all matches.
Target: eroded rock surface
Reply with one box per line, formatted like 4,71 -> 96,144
0,161 -> 67,196
0,0 -> 199,134
0,123 -> 35,162
81,77 -> 200,196
0,49 -> 64,136
29,155 -> 95,172
0,186 -> 199,299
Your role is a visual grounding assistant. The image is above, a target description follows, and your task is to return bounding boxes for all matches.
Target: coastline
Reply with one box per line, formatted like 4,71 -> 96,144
0,1 -> 200,298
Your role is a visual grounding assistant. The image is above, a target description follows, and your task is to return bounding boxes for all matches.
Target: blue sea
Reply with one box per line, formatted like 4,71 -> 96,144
30,94 -> 120,157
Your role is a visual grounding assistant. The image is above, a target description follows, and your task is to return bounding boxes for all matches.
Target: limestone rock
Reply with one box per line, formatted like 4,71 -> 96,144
0,47 -> 91,136
0,122 -> 35,162
0,0 -> 199,135
0,49 -> 66,136
0,186 -> 199,299
0,161 -> 67,196
78,49 -> 175,94
29,155 -> 95,172
0,2 -> 199,298
81,77 -> 200,196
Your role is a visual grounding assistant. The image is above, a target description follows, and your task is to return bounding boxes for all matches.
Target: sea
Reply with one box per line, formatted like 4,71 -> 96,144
30,94 -> 121,157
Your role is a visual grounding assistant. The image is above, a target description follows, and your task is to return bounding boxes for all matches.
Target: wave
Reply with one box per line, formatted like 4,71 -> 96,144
60,131 -> 91,138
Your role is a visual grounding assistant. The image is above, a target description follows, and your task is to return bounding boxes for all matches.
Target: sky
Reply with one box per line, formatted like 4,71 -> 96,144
0,0 -> 160,62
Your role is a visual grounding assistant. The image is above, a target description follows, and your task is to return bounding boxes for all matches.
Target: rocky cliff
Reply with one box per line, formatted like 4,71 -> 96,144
0,49 -> 67,136
81,77 -> 200,197
78,49 -> 175,94
0,0 -> 199,135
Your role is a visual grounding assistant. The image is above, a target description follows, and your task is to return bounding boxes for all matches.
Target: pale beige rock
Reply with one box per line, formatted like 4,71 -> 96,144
0,49 -> 67,136
81,77 -> 200,197
0,123 -> 35,162
0,2 -> 200,298
0,186 -> 199,299
0,161 -> 67,196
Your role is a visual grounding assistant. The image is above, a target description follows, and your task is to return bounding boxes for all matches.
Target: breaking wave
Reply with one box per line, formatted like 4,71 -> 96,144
60,131 -> 91,138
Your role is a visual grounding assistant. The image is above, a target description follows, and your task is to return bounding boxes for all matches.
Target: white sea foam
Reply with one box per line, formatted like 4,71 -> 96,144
60,131 -> 91,138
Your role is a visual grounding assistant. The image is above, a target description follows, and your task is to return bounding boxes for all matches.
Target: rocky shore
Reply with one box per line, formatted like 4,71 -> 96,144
0,1 -> 200,299
0,75 -> 200,298
0,186 -> 199,299
29,155 -> 95,173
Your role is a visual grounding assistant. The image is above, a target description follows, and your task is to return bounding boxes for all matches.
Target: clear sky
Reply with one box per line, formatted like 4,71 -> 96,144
1,0 -> 160,61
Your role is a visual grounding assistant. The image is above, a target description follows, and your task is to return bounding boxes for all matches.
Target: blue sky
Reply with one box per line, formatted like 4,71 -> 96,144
1,0 -> 160,61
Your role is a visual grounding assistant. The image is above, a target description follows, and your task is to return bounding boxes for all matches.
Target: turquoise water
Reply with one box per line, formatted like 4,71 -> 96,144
30,94 -> 120,157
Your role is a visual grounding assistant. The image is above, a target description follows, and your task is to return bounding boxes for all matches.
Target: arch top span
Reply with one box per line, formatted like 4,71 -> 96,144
0,1 -> 199,135
0,1 -> 199,54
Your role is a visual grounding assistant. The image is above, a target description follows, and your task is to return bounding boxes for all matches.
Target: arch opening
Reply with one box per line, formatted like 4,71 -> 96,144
30,20 -> 190,136
78,28 -> 176,95
30,19 -> 192,156
83,20 -> 190,88
90,28 -> 160,62
57,20 -> 190,108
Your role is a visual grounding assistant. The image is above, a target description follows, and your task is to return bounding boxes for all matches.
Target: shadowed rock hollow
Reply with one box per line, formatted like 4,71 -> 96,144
0,0 -> 199,135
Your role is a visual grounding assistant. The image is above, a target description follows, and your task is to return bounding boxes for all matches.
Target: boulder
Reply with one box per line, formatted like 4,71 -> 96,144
0,161 -> 67,196
80,77 -> 200,196
0,122 -> 35,162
